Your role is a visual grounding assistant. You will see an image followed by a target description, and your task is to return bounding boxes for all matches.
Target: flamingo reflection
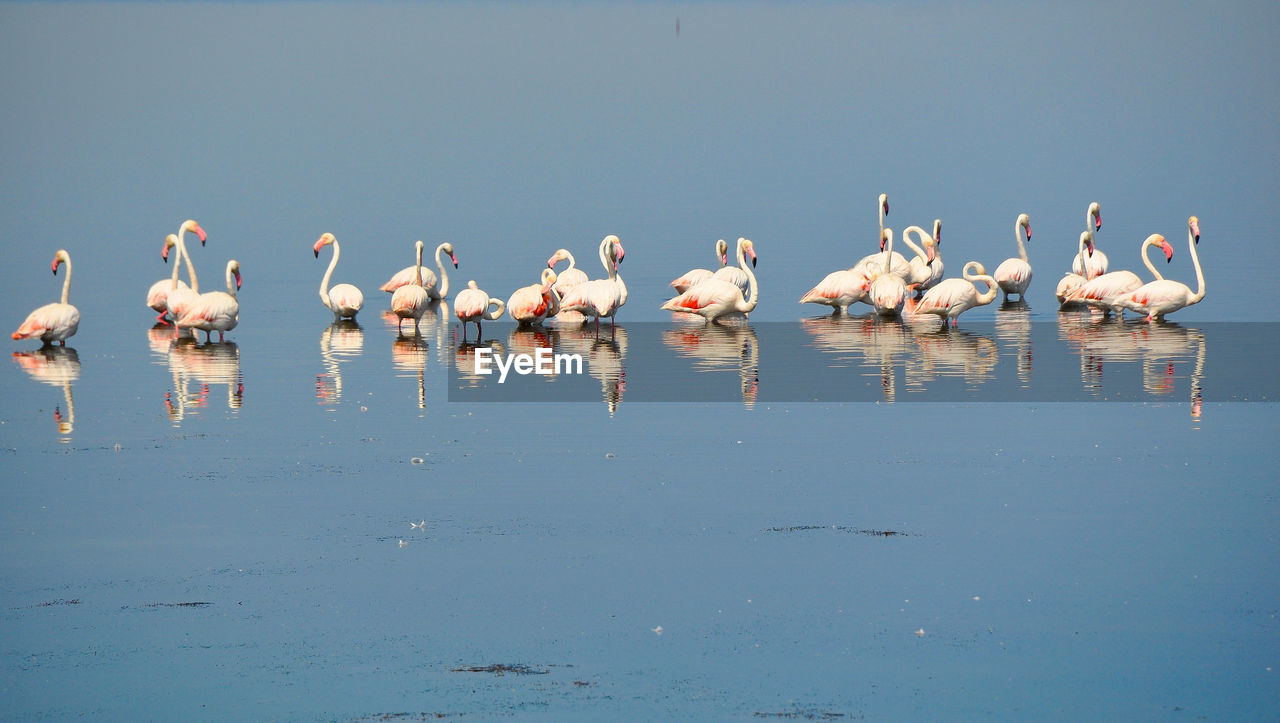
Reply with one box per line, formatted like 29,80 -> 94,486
165,338 -> 242,424
661,321 -> 759,407
557,325 -> 628,415
12,345 -> 80,437
995,299 -> 1033,387
317,321 -> 364,406
392,334 -> 431,409
802,315 -> 915,401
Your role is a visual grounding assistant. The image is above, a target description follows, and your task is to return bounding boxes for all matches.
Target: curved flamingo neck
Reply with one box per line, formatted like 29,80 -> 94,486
737,239 -> 758,313
434,243 -> 451,297
561,250 -> 577,272
963,262 -> 998,304
319,239 -> 339,309
58,252 -> 72,305
899,226 -> 929,263
1075,233 -> 1090,277
1140,237 -> 1166,282
715,240 -> 728,268
598,237 -> 614,280
881,229 -> 895,273
224,261 -> 239,298
1188,224 -> 1205,303
175,229 -> 199,292
1014,219 -> 1029,262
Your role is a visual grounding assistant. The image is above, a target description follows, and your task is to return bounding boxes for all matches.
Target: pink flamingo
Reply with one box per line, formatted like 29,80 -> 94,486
901,220 -> 943,298
164,220 -> 209,323
993,213 -> 1033,300
313,233 -> 364,320
1063,233 -> 1173,316
455,280 -> 506,340
670,239 -> 728,294
661,237 -> 758,324
546,248 -> 590,298
913,261 -> 999,327
1071,201 -> 1106,278
381,242 -> 457,300
12,249 -> 80,345
390,240 -> 431,335
147,235 -> 190,324
507,269 -> 560,326
1056,231 -> 1097,306
1114,216 -> 1204,321
559,235 -> 627,333
868,229 -> 907,316
176,260 -> 241,342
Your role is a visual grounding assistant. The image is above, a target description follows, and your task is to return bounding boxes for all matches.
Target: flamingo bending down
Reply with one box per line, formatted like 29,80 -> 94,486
559,235 -> 627,333
1114,216 -> 1204,321
164,219 -> 208,322
993,213 -> 1034,300
1056,231 -> 1097,306
13,249 -> 80,345
314,233 -> 364,320
390,240 -> 431,335
455,280 -> 506,340
148,234 -> 189,324
1071,201 -> 1107,279
868,229 -> 907,316
176,260 -> 241,343
914,261 -> 999,327
547,248 -> 591,298
901,220 -> 943,297
381,242 -> 457,300
508,269 -> 560,326
661,237 -> 759,323
799,267 -> 870,315
670,239 -> 728,294
1063,233 -> 1173,316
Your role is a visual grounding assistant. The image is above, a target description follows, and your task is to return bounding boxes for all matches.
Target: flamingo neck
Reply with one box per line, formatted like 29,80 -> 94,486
1014,220 -> 1028,263
434,243 -> 450,297
59,253 -> 72,305
224,261 -> 238,298
598,237 -> 614,279
881,229 -> 895,273
484,297 -> 506,321
899,226 -> 928,263
1188,225 -> 1205,303
176,228 -> 199,292
1075,234 -> 1089,278
561,250 -> 577,272
963,262 -> 998,305
737,240 -> 759,313
319,240 -> 339,309
1140,237 -> 1166,282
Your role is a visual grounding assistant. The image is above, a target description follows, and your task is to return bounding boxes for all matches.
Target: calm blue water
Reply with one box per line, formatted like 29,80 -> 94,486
3,1 -> 1279,719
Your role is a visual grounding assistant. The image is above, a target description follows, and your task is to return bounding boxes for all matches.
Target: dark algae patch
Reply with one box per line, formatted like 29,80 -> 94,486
451,663 -> 550,676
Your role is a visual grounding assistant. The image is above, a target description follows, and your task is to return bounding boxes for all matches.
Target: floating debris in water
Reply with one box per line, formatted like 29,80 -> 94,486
766,525 -> 905,537
605,452 -> 616,459
410,520 -> 426,530
915,628 -> 926,637
410,457 -> 424,465
451,663 -> 549,676
398,539 -> 408,548
651,625 -> 663,635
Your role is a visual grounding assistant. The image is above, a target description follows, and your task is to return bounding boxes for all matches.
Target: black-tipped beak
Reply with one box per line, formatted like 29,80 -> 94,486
313,249 -> 320,258
751,255 -> 757,268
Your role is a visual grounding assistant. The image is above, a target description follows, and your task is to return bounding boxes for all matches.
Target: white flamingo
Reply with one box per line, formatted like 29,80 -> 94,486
914,261 -> 1000,327
507,269 -> 560,326
993,213 -> 1034,300
1056,231 -> 1097,306
381,242 -> 457,300
661,237 -> 759,323
147,234 -> 191,324
669,239 -> 728,294
313,233 -> 364,320
1114,216 -> 1205,321
852,193 -> 901,273
868,228 -> 907,316
1063,233 -> 1173,316
559,235 -> 627,333
799,265 -> 870,315
176,259 -> 241,343
12,249 -> 80,345
901,220 -> 943,296
164,219 -> 208,322
455,280 -> 505,340
390,240 -> 431,335
547,248 -> 591,298
1071,201 -> 1106,278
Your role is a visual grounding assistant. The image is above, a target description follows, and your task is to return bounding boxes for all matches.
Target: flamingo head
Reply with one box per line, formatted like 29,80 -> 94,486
926,242 -> 936,264
162,233 -> 178,263
541,268 -> 557,293
933,219 -> 941,245
183,220 -> 207,246
1089,202 -> 1102,231
1082,231 -> 1095,257
740,237 -> 757,267
231,261 -> 242,290
1018,213 -> 1032,240
1148,234 -> 1173,263
606,235 -> 624,270
716,238 -> 728,266
879,228 -> 887,252
1188,215 -> 1200,244
547,248 -> 569,269
51,250 -> 68,274
314,232 -> 336,258
443,242 -> 458,268
879,193 -> 889,217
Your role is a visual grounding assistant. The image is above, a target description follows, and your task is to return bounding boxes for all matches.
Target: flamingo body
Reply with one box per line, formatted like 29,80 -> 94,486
390,240 -> 431,334
508,269 -> 559,326
177,260 -> 241,342
559,236 -> 627,331
314,233 -> 364,319
661,238 -> 758,323
670,239 -> 728,294
13,250 -> 79,345
914,261 -> 999,326
799,269 -> 869,313
455,280 -> 505,339
1114,217 -> 1204,321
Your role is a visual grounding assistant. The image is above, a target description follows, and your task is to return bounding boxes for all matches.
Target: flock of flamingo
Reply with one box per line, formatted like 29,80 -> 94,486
10,194 -> 1206,347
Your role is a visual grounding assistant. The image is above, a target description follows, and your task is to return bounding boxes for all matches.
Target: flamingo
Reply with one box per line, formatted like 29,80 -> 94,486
660,237 -> 759,324
547,248 -> 590,298
12,249 -> 80,345
147,235 -> 190,324
1071,201 -> 1106,278
993,213 -> 1034,300
390,240 -> 432,335
1114,216 -> 1204,321
669,239 -> 728,294
712,242 -> 751,299
914,261 -> 1000,327
455,280 -> 506,340
1056,231 -> 1097,306
868,229 -> 907,316
852,193 -> 901,273
313,232 -> 364,320
176,259 -> 241,343
798,265 -> 870,315
163,219 -> 208,322
381,242 -> 457,300
901,220 -> 944,297
507,269 -> 560,326
1063,233 -> 1173,316
559,235 -> 627,333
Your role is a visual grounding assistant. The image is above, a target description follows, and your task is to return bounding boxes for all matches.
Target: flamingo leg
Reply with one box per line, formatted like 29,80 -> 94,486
156,311 -> 170,324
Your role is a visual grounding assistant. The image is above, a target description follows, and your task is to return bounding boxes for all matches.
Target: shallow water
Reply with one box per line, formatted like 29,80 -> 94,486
3,1 -> 1280,719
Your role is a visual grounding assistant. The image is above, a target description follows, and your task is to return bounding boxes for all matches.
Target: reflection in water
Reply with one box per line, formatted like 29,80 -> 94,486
803,316 -> 936,401
995,300 -> 1033,387
382,301 -> 449,366
662,321 -> 759,407
164,339 -> 243,425
909,326 -> 999,391
558,325 -> 628,415
317,321 -> 364,406
1059,317 -> 1208,417
392,334 -> 431,409
12,346 -> 80,438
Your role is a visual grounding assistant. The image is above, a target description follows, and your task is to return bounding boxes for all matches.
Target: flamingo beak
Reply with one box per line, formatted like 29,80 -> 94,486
1095,214 -> 1102,231
51,260 -> 58,274
927,245 -> 936,263
450,254 -> 459,269
1191,220 -> 1200,243
1086,242 -> 1094,257
884,200 -> 889,216
1163,241 -> 1174,262
879,237 -> 886,252
162,245 -> 171,263
721,254 -> 728,265
234,270 -> 242,290
747,247 -> 757,267
1026,224 -> 1032,240
193,224 -> 207,246
313,248 -> 320,258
